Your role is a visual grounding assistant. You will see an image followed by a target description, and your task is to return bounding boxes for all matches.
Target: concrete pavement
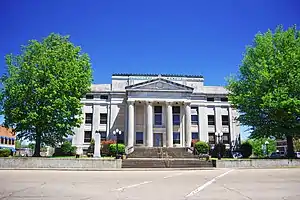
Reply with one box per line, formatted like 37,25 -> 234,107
1,168 -> 300,200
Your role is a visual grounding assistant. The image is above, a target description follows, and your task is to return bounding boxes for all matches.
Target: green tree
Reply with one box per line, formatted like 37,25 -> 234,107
227,25 -> 300,158
248,138 -> 276,157
15,140 -> 22,148
0,33 -> 92,157
294,139 -> 300,152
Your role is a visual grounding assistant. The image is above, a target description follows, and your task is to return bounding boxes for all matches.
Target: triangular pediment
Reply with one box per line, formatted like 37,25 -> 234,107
125,78 -> 193,92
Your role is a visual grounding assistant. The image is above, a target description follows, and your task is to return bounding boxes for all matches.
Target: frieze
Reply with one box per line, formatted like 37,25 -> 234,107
128,91 -> 191,99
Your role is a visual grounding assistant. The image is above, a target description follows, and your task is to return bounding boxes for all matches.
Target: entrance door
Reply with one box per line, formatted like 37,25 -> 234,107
153,133 -> 163,147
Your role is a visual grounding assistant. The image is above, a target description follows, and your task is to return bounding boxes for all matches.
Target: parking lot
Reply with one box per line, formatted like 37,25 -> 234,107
1,168 -> 300,200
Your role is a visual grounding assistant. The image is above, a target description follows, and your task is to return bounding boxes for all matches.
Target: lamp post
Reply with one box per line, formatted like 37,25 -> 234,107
265,140 -> 269,157
215,132 -> 223,160
113,128 -> 122,159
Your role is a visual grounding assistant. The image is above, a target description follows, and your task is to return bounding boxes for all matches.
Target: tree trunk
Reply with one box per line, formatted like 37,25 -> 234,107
286,135 -> 295,159
33,133 -> 41,157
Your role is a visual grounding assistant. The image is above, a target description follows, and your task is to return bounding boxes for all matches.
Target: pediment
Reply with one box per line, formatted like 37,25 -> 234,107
125,78 -> 193,92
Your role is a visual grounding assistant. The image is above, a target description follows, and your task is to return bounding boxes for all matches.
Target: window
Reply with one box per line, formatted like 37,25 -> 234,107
207,97 -> 214,102
208,115 -> 215,125
100,95 -> 108,99
84,131 -> 92,143
221,97 -> 228,102
0,138 -> 3,144
85,113 -> 93,124
173,132 -> 180,144
172,106 -> 180,125
222,115 -> 229,125
86,94 -> 94,99
8,139 -> 11,145
208,133 -> 216,144
191,107 -> 198,125
100,113 -> 107,124
223,133 -> 230,144
154,106 -> 162,125
192,132 -> 199,140
136,132 -> 143,144
5,138 -> 7,144
100,131 -> 107,141
12,139 -> 15,145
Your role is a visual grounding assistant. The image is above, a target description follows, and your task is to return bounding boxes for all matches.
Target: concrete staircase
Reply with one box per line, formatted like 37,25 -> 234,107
127,147 -> 197,158
122,158 -> 215,168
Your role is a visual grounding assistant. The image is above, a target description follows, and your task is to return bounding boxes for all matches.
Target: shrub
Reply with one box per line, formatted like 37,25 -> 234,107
53,141 -> 76,157
0,148 -> 11,157
194,141 -> 209,154
240,142 -> 253,158
109,143 -> 125,156
101,140 -> 115,156
209,143 -> 226,158
191,139 -> 199,147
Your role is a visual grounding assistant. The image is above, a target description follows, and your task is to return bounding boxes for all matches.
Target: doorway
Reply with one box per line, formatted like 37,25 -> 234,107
153,133 -> 163,147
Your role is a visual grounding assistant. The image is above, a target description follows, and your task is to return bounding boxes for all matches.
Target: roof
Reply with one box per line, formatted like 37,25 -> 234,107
112,73 -> 204,78
0,126 -> 16,138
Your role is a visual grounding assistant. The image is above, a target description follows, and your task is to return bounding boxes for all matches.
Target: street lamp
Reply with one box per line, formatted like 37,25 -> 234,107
113,128 -> 122,159
215,132 -> 223,160
265,140 -> 269,157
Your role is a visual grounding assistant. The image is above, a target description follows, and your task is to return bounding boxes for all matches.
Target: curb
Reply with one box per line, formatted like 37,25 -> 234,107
0,167 -> 218,171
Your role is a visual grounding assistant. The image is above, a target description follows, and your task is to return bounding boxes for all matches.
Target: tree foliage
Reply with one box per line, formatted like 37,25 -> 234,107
240,141 -> 253,158
248,138 -> 276,158
226,25 -> 300,158
0,33 -> 92,156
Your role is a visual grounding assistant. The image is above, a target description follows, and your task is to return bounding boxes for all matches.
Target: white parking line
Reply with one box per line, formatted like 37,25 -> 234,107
114,181 -> 152,191
185,169 -> 234,198
163,173 -> 183,179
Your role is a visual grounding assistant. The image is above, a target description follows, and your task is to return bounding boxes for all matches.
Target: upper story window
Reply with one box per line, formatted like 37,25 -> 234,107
207,97 -> 214,102
191,107 -> 198,125
85,113 -> 93,124
221,97 -> 228,102
172,106 -> 180,125
208,115 -> 215,125
100,113 -> 107,124
100,95 -> 108,100
222,115 -> 229,125
86,94 -> 94,99
154,106 -> 162,125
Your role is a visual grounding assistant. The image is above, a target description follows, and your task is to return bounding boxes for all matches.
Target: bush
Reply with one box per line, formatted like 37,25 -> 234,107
53,141 -> 76,157
210,143 -> 226,158
101,140 -> 115,156
240,142 -> 253,158
194,141 -> 209,154
109,143 -> 125,156
87,139 -> 95,154
0,148 -> 11,157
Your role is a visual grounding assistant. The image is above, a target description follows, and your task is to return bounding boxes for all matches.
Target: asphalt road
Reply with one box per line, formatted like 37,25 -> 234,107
1,168 -> 300,200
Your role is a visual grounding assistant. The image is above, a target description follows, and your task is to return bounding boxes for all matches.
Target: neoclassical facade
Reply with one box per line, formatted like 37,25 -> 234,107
72,73 -> 240,154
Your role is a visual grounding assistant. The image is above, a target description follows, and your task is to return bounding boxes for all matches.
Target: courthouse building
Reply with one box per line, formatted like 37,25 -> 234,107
72,73 -> 240,154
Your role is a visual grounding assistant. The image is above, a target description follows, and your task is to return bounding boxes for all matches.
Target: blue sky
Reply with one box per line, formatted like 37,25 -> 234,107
0,0 -> 299,140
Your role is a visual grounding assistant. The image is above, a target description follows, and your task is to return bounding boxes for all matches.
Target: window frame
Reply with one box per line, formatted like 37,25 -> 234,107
100,113 -> 107,124
207,115 -> 215,125
173,132 -> 181,144
222,115 -> 229,125
208,132 -> 216,144
135,132 -> 144,144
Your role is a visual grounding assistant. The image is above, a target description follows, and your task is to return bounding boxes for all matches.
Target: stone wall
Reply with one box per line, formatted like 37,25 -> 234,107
0,158 -> 122,169
215,159 -> 300,168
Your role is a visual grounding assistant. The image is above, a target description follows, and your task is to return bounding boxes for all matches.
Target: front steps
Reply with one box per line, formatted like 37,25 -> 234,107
127,147 -> 198,159
122,158 -> 215,168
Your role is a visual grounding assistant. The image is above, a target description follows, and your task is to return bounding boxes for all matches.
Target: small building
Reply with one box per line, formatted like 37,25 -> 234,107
0,126 -> 16,152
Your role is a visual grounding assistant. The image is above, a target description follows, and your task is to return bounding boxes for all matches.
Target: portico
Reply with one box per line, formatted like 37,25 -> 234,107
126,99 -> 192,148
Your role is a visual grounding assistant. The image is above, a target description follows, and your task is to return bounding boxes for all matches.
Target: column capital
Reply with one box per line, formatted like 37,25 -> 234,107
127,100 -> 135,105
184,100 -> 191,105
165,100 -> 173,105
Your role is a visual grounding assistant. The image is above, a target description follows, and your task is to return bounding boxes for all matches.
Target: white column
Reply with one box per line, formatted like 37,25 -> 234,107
197,106 -> 201,141
146,101 -> 153,147
93,132 -> 101,158
199,106 -> 208,142
166,102 -> 173,147
214,106 -> 222,134
92,104 -> 101,138
185,102 -> 192,147
127,101 -> 135,148
74,105 -> 85,155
